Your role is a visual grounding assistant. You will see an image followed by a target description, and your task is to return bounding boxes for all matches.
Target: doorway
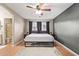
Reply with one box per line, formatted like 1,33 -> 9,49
4,18 -> 13,44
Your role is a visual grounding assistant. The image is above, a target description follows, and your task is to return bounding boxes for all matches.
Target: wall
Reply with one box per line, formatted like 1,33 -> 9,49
0,5 -> 13,45
54,4 -> 79,54
49,20 -> 53,34
1,4 -> 25,45
13,14 -> 24,43
24,20 -> 29,34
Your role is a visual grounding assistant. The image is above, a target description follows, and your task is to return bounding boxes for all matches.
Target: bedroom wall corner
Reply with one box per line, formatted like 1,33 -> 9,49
49,19 -> 53,34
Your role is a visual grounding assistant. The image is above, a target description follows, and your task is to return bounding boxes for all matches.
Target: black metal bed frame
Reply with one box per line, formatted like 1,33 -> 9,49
24,41 -> 54,47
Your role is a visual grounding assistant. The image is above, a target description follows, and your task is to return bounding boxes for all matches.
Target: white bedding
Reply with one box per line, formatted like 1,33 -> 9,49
24,33 -> 54,42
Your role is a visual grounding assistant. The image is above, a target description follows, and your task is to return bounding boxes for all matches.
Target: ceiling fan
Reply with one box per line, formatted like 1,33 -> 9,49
26,3 -> 51,15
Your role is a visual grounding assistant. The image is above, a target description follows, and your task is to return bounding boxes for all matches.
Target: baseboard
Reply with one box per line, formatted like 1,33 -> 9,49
15,39 -> 24,46
55,40 -> 78,56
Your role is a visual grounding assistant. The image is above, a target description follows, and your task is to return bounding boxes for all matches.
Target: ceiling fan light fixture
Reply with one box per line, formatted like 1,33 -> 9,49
35,10 -> 42,15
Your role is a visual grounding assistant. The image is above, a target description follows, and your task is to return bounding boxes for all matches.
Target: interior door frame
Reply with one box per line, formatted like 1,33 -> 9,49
4,17 -> 14,45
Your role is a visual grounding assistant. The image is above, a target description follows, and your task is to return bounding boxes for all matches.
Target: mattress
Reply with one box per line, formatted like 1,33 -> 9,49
24,33 -> 54,42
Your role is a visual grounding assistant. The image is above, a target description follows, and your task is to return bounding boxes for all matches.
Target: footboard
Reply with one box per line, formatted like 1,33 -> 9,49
24,41 -> 54,47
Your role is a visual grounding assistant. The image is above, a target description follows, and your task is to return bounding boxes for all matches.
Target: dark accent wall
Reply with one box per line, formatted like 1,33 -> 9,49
54,3 -> 79,54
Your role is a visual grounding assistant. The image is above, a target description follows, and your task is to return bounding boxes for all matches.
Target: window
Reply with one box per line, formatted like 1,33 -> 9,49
41,22 -> 47,31
32,22 -> 37,31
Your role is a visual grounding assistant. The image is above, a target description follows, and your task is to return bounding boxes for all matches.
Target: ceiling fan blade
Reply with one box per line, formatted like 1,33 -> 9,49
39,3 -> 44,9
39,3 -> 44,7
26,6 -> 34,8
41,9 -> 51,11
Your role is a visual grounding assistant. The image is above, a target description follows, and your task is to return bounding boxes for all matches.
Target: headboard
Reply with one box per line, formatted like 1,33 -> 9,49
29,21 -> 49,34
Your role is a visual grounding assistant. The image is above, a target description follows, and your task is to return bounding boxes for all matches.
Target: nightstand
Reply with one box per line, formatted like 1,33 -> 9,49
49,32 -> 53,36
24,32 -> 29,38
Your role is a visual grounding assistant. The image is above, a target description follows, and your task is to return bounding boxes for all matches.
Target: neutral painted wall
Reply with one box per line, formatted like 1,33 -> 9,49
54,4 -> 79,54
24,20 -> 29,34
13,14 -> 24,43
0,5 -> 13,45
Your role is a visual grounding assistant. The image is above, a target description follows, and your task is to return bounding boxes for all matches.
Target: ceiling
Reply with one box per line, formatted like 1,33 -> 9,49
4,3 -> 73,21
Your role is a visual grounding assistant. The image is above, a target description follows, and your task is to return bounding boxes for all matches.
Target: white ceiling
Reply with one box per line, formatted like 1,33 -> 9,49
4,3 -> 73,21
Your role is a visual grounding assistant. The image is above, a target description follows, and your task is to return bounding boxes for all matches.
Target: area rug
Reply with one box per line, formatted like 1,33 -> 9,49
16,47 -> 62,56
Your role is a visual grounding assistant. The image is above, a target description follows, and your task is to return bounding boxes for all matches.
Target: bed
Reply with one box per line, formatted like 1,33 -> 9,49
24,33 -> 54,47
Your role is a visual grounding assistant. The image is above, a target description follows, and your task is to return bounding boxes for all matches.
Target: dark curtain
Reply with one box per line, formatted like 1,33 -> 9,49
47,22 -> 49,34
29,21 -> 32,34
